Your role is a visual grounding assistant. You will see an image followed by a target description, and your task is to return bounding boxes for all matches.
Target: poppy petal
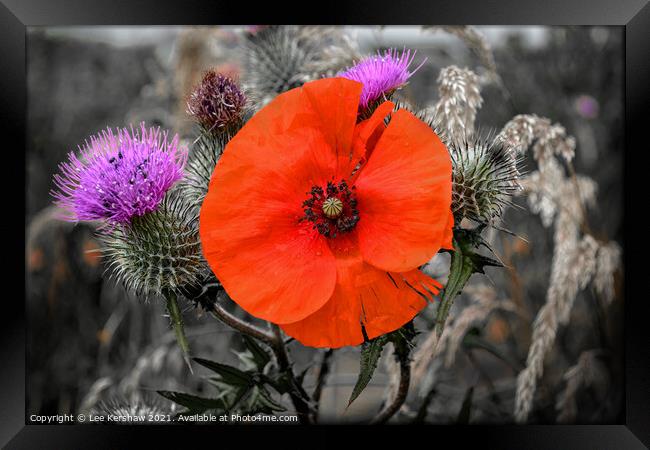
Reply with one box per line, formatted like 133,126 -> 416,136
302,77 -> 363,177
200,85 -> 354,324
354,109 -> 453,272
281,233 -> 441,348
351,100 -> 394,165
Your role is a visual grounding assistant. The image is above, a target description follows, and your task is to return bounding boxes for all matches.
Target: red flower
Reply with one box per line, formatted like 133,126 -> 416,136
200,78 -> 453,348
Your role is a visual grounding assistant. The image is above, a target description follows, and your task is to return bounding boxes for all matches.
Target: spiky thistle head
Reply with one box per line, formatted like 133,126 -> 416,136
90,394 -> 176,423
187,70 -> 246,134
100,191 -> 207,298
339,48 -> 424,109
178,131 -> 232,206
51,124 -> 187,227
242,26 -> 347,105
450,136 -> 522,224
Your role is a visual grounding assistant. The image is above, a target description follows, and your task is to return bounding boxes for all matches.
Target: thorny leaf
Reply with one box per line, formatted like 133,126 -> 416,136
193,357 -> 253,387
435,227 -> 502,337
240,335 -> 272,371
348,335 -> 390,407
157,390 -> 227,415
348,323 -> 417,407
244,384 -> 287,414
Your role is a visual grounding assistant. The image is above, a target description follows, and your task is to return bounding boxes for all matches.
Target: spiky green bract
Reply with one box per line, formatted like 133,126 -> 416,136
450,137 -> 521,224
179,130 -> 233,207
242,26 -> 346,105
101,191 -> 207,298
348,323 -> 417,408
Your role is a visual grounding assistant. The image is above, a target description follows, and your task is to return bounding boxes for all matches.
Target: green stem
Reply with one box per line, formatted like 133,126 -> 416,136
370,344 -> 411,424
165,290 -> 193,373
435,238 -> 475,337
270,325 -> 313,424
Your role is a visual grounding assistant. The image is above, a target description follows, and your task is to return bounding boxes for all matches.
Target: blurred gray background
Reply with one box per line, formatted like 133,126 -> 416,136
26,26 -> 623,423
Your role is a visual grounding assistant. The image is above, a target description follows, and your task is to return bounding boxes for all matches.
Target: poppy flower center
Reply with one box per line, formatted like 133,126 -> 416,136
302,179 -> 359,238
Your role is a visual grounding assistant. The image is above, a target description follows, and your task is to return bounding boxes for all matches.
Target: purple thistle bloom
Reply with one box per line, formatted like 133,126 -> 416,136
339,48 -> 425,108
52,124 -> 187,226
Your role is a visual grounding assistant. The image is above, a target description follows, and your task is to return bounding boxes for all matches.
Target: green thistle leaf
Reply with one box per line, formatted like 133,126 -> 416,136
179,130 -> 233,206
157,390 -> 226,414
244,385 -> 287,415
240,335 -> 272,372
193,357 -> 253,387
348,323 -> 417,408
348,335 -> 390,407
435,227 -> 503,337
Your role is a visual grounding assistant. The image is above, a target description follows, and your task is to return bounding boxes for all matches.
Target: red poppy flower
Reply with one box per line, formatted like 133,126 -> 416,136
200,77 -> 453,348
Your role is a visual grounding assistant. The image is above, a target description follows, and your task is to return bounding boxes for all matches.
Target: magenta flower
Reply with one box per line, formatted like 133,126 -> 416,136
52,124 -> 187,226
339,48 -> 425,108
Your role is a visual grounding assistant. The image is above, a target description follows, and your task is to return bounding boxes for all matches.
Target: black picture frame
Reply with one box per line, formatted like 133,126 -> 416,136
2,0 -> 648,447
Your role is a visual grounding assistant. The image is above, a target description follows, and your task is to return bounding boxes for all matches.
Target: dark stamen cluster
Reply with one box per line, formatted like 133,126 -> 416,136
302,179 -> 359,238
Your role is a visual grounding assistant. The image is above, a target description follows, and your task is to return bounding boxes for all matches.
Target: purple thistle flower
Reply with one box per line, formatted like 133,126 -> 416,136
339,48 -> 425,108
187,70 -> 246,133
52,124 -> 187,226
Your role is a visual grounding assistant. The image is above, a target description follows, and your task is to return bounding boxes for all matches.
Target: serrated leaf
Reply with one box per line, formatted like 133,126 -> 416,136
246,385 -> 286,415
228,384 -> 254,411
241,335 -> 272,370
157,390 -> 226,414
264,372 -> 292,395
435,228 -> 503,337
348,334 -> 389,407
193,357 -> 253,387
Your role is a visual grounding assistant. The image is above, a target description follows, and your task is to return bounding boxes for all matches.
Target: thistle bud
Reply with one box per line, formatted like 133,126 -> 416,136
451,137 -> 522,224
101,191 -> 207,298
179,131 -> 231,206
187,70 -> 246,134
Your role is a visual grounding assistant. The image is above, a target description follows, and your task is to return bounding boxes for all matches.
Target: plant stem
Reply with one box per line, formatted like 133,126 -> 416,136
434,239 -> 474,337
269,325 -> 313,424
208,297 -> 313,422
312,349 -> 334,423
371,347 -> 410,424
164,290 -> 193,373
209,300 -> 275,346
